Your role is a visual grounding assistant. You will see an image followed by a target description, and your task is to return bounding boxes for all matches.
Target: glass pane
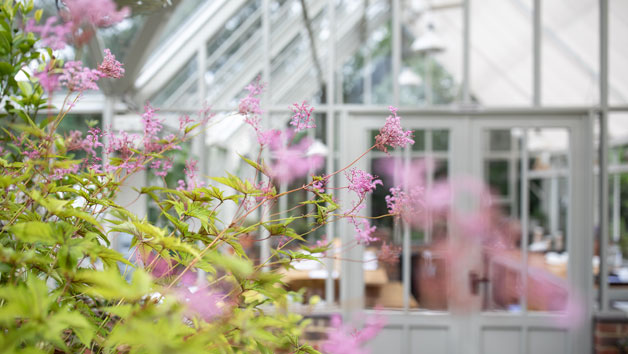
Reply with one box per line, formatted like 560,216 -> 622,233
471,0 -> 532,106
205,0 -> 262,108
151,56 -> 198,108
400,0 -> 462,106
607,113 -> 628,310
526,128 -> 570,312
412,129 -> 426,152
271,0 -> 328,104
482,129 -> 524,312
432,129 -> 449,152
542,0 -> 599,105
365,128 -> 452,311
340,0 -> 392,104
609,0 -> 628,106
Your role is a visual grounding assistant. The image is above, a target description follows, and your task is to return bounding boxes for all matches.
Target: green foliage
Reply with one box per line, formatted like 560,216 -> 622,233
0,1 -> 333,353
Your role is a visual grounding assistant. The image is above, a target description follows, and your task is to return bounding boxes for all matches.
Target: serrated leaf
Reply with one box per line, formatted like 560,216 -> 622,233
9,221 -> 55,244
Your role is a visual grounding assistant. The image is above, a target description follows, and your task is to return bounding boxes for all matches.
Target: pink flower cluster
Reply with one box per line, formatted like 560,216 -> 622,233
346,168 -> 382,198
289,101 -> 315,132
55,50 -> 125,93
375,106 -> 414,153
58,103 -> 207,178
97,49 -> 125,79
265,130 -> 324,184
26,0 -> 128,50
321,313 -> 386,354
176,285 -> 225,322
62,0 -> 130,45
25,17 -> 72,50
50,164 -> 80,180
352,218 -> 377,245
177,160 -> 206,191
59,61 -> 101,91
34,63 -> 60,95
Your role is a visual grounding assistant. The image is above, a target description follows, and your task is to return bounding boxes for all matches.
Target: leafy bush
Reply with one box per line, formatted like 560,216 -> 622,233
0,1 -> 412,353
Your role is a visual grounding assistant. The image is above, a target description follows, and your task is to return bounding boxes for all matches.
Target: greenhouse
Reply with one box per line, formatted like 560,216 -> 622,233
0,0 -> 627,353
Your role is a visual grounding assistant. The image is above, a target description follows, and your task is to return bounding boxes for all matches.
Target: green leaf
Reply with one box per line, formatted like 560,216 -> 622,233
204,251 -> 253,278
0,61 -> 12,75
9,221 -> 55,244
17,80 -> 33,96
34,8 -> 42,22
239,154 -> 264,173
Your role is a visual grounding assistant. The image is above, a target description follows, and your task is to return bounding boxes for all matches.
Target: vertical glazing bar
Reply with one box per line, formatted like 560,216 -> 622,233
426,131 -> 433,243
533,0 -> 541,106
196,46 -> 207,176
613,173 -> 620,243
260,0 -> 271,271
403,145 -> 411,312
462,0 -> 470,105
392,0 -> 401,106
520,131 -> 529,354
325,0 -> 336,306
599,0 -> 610,312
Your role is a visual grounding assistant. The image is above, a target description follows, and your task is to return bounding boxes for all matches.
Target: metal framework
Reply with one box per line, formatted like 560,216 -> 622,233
61,0 -> 628,352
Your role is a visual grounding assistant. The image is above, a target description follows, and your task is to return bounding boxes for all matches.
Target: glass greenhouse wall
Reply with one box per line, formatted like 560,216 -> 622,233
29,0 -> 628,353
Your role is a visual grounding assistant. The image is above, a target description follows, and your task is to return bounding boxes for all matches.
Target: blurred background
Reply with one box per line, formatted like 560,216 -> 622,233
37,0 -> 628,353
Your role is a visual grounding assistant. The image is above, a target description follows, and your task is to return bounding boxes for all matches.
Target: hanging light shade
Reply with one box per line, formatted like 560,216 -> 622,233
411,23 -> 446,54
399,67 -> 423,86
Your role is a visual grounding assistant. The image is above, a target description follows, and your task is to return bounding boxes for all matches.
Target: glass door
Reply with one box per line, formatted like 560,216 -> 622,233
467,116 -> 592,354
341,113 -> 592,354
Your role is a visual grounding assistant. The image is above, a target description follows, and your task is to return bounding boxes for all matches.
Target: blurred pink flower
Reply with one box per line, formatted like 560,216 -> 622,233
25,17 -> 71,50
239,76 -> 264,118
374,106 -> 414,153
378,242 -> 401,265
34,62 -> 60,94
62,0 -> 129,45
351,218 -> 378,245
97,49 -> 124,79
59,61 -> 101,91
321,312 -> 386,354
176,285 -> 225,322
267,131 -> 324,184
50,164 -> 79,180
346,168 -> 382,198
289,101 -> 315,132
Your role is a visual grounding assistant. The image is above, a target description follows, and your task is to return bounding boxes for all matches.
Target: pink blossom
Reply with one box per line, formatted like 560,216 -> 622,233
180,160 -> 205,190
254,181 -> 275,203
346,168 -> 382,198
375,106 -> 414,153
65,131 -> 83,151
151,159 -> 173,177
238,76 -> 264,117
141,103 -> 163,153
60,61 -> 101,91
176,285 -> 225,322
34,62 -> 60,95
178,114 -> 193,132
312,177 -> 328,193
23,148 -> 40,160
50,164 -> 79,180
267,131 -> 324,184
351,218 -> 378,245
25,17 -> 71,50
378,242 -> 400,265
257,128 -> 281,147
97,49 -> 124,79
62,0 -> 130,45
289,101 -> 316,132
321,313 -> 386,354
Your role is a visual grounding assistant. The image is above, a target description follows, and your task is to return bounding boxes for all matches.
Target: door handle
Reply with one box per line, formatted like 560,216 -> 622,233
469,271 -> 490,295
